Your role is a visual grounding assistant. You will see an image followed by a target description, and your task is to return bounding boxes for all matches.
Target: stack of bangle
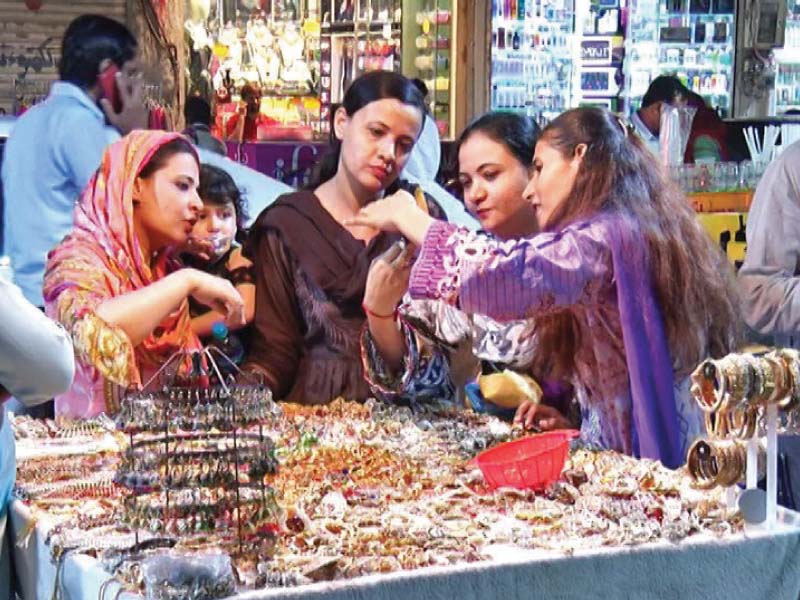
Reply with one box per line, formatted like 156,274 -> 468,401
772,349 -> 800,411
688,349 -> 800,488
687,439 -> 747,490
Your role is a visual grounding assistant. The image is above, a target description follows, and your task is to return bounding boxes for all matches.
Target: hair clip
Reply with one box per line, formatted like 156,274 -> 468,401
616,116 -> 629,138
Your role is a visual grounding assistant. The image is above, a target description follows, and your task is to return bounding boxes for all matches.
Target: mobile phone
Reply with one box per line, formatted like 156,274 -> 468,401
98,64 -> 122,113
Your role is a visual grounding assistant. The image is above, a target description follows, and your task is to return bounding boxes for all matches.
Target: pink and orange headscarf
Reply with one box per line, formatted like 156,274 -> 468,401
44,130 -> 202,417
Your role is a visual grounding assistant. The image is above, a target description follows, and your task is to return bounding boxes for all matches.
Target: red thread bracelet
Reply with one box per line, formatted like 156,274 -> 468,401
362,302 -> 397,320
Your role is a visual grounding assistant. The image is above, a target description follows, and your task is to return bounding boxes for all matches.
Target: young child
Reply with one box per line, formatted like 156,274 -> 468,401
184,164 -> 255,347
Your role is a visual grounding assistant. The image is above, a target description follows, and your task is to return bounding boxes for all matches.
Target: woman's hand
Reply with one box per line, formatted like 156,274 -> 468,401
363,242 -> 415,372
364,241 -> 416,316
186,270 -> 246,329
346,190 -> 434,246
514,401 -> 572,431
348,191 -> 412,233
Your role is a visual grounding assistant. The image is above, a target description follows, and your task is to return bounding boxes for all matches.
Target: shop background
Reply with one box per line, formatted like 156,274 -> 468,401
0,1 -> 126,115
0,1 -> 186,128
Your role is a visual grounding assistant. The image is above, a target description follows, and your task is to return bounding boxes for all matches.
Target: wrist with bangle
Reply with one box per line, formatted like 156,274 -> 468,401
362,301 -> 398,320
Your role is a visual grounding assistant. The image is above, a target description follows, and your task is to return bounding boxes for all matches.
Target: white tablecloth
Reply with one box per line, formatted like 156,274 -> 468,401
9,498 -> 800,600
8,501 -> 135,600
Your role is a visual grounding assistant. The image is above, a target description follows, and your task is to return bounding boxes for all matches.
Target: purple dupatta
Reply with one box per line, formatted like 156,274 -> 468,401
609,216 -> 683,468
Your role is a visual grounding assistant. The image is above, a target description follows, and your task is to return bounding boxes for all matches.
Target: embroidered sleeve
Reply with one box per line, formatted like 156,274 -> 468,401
400,298 -> 472,349
409,220 -> 613,322
48,281 -> 137,387
360,316 -> 456,405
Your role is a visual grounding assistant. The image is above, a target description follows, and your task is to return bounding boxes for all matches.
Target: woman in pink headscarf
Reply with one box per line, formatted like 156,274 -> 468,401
44,130 -> 245,418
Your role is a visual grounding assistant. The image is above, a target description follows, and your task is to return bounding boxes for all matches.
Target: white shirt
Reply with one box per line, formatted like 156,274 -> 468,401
0,275 -> 74,415
738,140 -> 800,348
630,110 -> 660,157
405,116 -> 441,182
0,275 -> 73,522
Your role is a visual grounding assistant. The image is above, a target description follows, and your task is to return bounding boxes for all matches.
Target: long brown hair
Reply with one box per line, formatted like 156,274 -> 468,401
531,107 -> 740,379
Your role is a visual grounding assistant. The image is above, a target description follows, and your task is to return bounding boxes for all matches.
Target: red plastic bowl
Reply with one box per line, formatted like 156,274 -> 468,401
474,430 -> 579,491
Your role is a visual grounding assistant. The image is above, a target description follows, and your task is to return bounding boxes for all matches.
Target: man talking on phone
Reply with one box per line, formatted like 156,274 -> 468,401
1,14 -> 146,417
3,15 -> 146,306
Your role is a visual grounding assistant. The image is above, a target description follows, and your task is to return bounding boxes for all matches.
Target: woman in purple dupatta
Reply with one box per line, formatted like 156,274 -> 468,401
348,107 -> 741,468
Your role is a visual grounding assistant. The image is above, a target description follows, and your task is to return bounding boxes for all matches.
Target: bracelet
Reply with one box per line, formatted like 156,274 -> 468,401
361,302 -> 397,320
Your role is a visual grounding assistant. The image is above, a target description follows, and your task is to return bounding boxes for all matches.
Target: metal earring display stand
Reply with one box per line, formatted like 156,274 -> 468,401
115,346 -> 283,554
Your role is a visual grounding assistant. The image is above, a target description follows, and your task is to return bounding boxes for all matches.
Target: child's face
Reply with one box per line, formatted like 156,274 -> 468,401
190,200 -> 237,259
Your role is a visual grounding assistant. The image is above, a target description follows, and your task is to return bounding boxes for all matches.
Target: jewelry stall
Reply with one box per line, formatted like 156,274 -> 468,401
9,393 -> 800,599
9,343 -> 800,598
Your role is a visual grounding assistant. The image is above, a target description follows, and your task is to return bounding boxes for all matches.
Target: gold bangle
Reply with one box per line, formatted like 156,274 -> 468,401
704,410 -> 730,438
690,359 -> 725,413
727,407 -> 758,440
763,353 -> 790,406
688,438 -> 746,489
746,355 -> 769,407
687,439 -> 715,489
776,349 -> 800,411
726,355 -> 753,410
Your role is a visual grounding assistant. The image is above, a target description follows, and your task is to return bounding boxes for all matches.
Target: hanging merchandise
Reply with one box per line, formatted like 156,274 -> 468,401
194,0 -> 321,140
489,0 -> 578,126
773,5 -> 800,115
624,0 -> 735,117
115,347 -> 281,553
572,0 -> 624,113
140,0 -> 181,126
405,2 -> 454,137
187,1 -> 462,140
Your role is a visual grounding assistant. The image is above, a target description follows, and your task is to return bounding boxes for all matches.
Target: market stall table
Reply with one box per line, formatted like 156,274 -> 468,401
8,401 -> 800,599
9,500 -> 800,600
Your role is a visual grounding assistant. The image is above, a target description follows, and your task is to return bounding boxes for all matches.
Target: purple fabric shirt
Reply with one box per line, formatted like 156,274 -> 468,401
409,218 -> 704,466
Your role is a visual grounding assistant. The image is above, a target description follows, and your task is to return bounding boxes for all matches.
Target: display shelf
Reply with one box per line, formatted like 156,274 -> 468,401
490,0 -> 577,124
624,0 -> 734,117
187,1 -> 463,140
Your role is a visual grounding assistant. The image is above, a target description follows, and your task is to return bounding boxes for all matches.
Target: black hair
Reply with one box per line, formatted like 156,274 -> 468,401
137,137 -> 198,180
455,111 -> 540,173
198,164 -> 248,242
411,78 -> 429,100
59,15 -> 138,88
240,83 -> 260,101
184,95 -> 212,126
685,91 -> 707,108
641,75 -> 689,109
306,70 -> 427,189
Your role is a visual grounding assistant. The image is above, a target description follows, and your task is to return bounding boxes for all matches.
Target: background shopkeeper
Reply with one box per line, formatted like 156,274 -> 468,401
225,83 -> 278,142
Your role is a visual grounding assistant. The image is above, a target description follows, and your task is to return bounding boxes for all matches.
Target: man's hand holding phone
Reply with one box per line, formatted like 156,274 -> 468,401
99,66 -> 149,134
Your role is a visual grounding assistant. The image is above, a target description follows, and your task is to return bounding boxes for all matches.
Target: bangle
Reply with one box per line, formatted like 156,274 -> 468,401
361,302 -> 397,320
